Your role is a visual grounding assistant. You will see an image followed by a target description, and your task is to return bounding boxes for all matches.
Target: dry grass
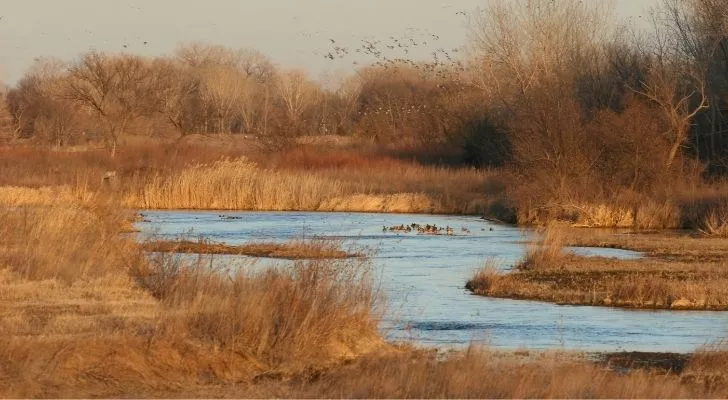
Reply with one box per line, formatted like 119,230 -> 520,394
142,238 -> 358,259
469,228 -> 728,310
3,201 -> 728,397
141,254 -> 383,374
128,157 -> 498,214
0,201 -> 384,397
0,142 -> 505,217
698,200 -> 728,238
0,185 -> 95,207
280,348 -> 726,399
519,222 -> 567,270
0,204 -> 143,282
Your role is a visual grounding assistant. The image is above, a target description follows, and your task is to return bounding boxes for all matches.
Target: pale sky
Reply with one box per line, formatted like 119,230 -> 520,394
0,0 -> 659,84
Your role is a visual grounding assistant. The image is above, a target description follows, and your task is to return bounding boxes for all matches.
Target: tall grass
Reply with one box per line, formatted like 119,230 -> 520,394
0,200 -> 385,396
697,199 -> 728,238
3,200 -> 728,396
0,204 -> 143,282
137,254 -> 382,372
129,157 -> 497,214
519,222 -> 567,270
293,347 -> 717,399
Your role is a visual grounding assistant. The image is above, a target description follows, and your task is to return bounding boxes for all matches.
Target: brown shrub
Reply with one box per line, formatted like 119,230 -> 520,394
519,222 -> 567,270
134,253 -> 383,373
0,204 -> 144,282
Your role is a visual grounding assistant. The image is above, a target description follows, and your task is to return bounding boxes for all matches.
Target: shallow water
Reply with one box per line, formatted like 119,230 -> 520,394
137,211 -> 728,353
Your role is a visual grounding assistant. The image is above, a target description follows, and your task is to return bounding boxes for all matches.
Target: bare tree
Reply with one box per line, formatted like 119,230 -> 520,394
198,66 -> 251,134
68,52 -> 155,156
6,58 -> 80,146
632,2 -> 710,167
176,43 -> 275,83
275,69 -> 318,130
149,59 -> 199,138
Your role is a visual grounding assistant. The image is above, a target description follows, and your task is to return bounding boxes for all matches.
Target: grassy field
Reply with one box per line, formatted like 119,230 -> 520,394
0,142 -> 505,216
468,224 -> 728,310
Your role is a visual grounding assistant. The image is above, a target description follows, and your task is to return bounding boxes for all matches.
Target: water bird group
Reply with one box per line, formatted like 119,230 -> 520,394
382,223 -> 472,236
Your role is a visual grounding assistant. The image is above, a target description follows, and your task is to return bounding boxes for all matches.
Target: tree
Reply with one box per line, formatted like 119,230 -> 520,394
6,59 -> 80,146
68,51 -> 155,156
275,69 -> 318,134
149,59 -> 199,138
633,2 -> 710,167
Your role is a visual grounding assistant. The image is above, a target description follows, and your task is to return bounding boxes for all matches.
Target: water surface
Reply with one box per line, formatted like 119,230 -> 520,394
137,211 -> 728,353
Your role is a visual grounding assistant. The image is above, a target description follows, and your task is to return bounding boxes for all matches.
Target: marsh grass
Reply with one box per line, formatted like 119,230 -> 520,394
127,157 -> 499,214
142,237 -> 359,259
146,255 -> 383,372
469,228 -> 728,310
0,204 -> 143,282
286,347 -> 722,399
0,200 -> 384,397
3,201 -> 728,396
519,222 -> 568,270
698,200 -> 728,238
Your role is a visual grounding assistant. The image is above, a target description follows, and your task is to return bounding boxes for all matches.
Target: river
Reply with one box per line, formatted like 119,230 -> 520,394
137,210 -> 728,353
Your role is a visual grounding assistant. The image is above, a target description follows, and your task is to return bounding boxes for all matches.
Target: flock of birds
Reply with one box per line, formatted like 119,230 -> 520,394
323,33 -> 466,77
383,223 -> 486,236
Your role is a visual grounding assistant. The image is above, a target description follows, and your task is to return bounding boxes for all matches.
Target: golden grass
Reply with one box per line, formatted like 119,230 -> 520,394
519,222 -> 567,270
0,205 -> 143,282
126,157 -> 499,214
0,201 -> 385,397
469,228 -> 728,310
699,200 -> 728,238
141,238 -> 358,259
144,255 -> 383,374
282,348 -> 725,399
0,185 -> 95,207
4,200 -> 728,397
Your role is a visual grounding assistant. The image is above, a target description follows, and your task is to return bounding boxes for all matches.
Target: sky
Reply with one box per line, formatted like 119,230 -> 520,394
0,0 -> 660,85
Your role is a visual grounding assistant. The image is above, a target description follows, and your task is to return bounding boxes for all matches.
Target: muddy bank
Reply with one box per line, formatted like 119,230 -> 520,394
142,239 -> 359,259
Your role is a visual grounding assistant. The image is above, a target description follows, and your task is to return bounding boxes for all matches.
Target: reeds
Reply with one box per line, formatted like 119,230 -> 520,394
128,157 -> 494,214
519,222 -> 567,270
698,200 -> 728,238
131,251 -> 383,372
469,227 -> 728,310
291,347 -> 715,399
0,204 -> 143,282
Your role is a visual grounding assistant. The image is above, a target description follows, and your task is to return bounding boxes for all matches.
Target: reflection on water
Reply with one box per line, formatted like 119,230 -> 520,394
137,211 -> 728,353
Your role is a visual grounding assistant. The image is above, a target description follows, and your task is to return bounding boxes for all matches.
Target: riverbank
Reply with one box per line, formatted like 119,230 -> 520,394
2,202 -> 728,397
141,238 -> 360,259
467,226 -> 728,310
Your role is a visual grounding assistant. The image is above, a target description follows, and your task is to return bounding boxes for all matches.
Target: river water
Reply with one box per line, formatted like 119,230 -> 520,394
137,211 -> 728,353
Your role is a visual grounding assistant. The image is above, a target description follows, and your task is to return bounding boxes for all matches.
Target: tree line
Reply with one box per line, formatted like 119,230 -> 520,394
2,0 -> 728,191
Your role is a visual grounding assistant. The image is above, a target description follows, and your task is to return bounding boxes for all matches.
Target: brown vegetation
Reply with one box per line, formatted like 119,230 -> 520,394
0,202 -> 383,397
2,0 -> 728,225
468,227 -> 728,310
126,156 -> 499,214
3,200 -> 728,397
142,238 -> 357,259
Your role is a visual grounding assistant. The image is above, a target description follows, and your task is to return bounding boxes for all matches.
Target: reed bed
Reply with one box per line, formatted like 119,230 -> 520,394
469,227 -> 728,310
519,222 -> 567,270
285,348 -> 724,399
0,201 -> 384,397
128,157 -> 496,214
